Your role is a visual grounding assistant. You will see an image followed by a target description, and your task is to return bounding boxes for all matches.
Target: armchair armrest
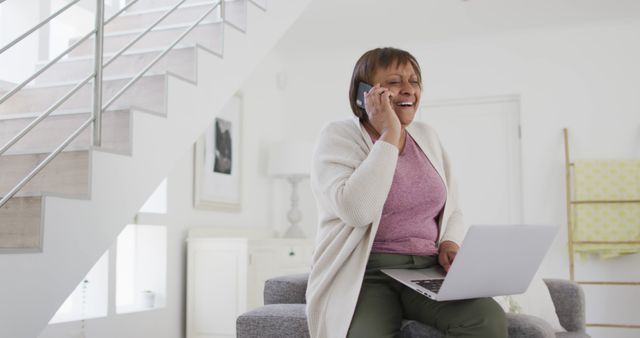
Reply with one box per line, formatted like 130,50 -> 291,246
544,279 -> 586,332
264,273 -> 309,305
506,313 -> 555,338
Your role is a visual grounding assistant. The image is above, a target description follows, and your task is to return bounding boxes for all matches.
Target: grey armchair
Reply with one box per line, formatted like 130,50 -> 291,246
237,273 -> 590,338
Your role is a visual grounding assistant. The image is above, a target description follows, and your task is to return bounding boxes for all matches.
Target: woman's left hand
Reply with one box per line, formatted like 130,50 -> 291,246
438,240 -> 459,273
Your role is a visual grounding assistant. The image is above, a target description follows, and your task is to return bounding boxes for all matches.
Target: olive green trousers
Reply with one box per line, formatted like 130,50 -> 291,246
347,253 -> 507,338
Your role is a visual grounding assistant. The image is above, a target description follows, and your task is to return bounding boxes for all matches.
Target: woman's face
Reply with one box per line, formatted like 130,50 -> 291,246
371,62 -> 421,127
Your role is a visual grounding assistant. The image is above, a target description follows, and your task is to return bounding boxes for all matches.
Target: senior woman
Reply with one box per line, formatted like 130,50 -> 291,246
305,47 -> 507,338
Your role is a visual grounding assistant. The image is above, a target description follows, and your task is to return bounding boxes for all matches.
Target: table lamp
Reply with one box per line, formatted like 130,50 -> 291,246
267,142 -> 313,238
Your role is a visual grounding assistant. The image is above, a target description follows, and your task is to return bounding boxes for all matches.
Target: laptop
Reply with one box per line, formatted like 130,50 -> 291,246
381,224 -> 559,301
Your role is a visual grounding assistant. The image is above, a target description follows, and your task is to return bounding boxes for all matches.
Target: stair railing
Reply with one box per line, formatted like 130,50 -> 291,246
0,0 -> 224,209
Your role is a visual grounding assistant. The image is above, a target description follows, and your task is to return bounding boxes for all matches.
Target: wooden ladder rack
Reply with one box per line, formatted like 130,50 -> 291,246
563,128 -> 640,330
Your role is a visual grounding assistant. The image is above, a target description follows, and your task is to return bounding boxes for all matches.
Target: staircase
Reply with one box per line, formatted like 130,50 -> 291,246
0,0 -> 310,337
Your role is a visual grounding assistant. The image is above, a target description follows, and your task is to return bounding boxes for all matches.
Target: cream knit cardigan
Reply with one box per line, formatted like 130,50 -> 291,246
305,117 -> 467,338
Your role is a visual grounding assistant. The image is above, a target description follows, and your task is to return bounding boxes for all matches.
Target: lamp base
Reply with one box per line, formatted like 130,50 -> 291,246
283,224 -> 306,238
281,176 -> 306,238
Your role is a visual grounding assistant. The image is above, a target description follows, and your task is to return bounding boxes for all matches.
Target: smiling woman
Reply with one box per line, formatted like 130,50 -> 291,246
305,47 -> 507,338
366,61 -> 422,138
349,48 -> 422,153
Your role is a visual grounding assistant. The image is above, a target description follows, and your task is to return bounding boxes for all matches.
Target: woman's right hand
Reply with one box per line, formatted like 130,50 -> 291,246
364,84 -> 402,146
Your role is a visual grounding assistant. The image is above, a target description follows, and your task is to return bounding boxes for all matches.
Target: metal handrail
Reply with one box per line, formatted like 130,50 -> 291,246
104,0 -> 139,26
0,29 -> 96,106
0,0 -> 220,209
92,0 -> 106,147
0,117 -> 94,208
0,0 -> 140,108
0,0 -> 184,153
103,0 -> 187,69
0,73 -> 95,156
0,0 -> 81,55
102,2 -> 219,111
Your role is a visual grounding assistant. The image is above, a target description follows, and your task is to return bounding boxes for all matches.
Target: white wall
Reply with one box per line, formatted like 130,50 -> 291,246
2,0 -> 313,335
0,0 -> 41,83
48,0 -> 94,61
275,20 -> 640,337
0,0 -> 97,84
38,49 -> 292,338
34,9 -> 640,338
173,50 -> 290,232
0,0 -> 125,86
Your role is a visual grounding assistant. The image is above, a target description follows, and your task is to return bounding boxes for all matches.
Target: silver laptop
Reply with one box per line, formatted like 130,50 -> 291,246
381,224 -> 559,301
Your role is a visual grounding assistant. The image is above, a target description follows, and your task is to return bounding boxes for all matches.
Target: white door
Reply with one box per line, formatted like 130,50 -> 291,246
417,96 -> 523,224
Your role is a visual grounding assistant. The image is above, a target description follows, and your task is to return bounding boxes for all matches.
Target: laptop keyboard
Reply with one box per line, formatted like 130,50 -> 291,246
412,279 -> 444,294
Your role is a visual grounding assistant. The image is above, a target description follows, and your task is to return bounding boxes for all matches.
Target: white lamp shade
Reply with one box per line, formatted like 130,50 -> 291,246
267,142 -> 313,177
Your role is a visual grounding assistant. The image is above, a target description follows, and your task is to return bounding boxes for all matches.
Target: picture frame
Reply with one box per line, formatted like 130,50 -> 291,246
193,94 -> 243,211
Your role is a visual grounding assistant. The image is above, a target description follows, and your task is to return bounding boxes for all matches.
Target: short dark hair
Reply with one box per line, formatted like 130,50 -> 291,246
348,47 -> 422,122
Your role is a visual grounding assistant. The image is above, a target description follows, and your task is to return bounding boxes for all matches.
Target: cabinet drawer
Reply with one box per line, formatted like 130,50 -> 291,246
250,244 -> 312,266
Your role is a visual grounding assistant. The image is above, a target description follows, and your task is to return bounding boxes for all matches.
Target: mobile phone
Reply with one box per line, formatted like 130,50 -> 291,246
356,82 -> 373,109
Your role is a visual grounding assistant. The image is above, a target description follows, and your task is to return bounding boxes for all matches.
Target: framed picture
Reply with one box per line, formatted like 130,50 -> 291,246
194,94 -> 242,211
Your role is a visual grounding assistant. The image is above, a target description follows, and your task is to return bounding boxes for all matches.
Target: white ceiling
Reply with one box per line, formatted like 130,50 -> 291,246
278,0 -> 640,50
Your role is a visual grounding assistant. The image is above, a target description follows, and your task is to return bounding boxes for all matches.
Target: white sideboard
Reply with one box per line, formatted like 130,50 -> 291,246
186,237 -> 313,338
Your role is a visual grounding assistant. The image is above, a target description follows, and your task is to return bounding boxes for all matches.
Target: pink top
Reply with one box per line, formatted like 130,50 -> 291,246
371,133 -> 447,256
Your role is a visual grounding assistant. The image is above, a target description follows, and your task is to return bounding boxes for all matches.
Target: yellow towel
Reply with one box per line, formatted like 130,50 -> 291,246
572,160 -> 640,258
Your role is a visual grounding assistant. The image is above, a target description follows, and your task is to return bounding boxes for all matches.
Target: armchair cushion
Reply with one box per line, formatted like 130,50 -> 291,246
556,333 -> 593,338
248,274 -> 590,338
236,304 -> 309,338
544,279 -> 586,333
495,277 -> 565,332
263,273 -> 308,305
400,314 -> 556,338
507,313 -> 556,338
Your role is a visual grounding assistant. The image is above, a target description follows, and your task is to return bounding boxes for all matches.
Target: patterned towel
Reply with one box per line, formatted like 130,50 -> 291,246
572,160 -> 640,258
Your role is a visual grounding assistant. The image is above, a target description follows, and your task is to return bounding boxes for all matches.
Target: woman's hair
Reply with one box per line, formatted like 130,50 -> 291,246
348,47 -> 422,122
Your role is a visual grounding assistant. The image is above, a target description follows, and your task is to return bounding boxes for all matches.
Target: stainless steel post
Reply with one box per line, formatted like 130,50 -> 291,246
92,0 -> 105,147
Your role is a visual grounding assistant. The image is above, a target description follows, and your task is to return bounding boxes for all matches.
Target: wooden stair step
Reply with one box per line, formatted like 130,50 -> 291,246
0,196 -> 43,251
223,0 -> 248,32
0,74 -> 166,115
35,47 -> 196,85
106,1 -> 219,33
0,109 -> 131,155
69,21 -> 223,58
123,0 -> 209,12
0,150 -> 90,198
